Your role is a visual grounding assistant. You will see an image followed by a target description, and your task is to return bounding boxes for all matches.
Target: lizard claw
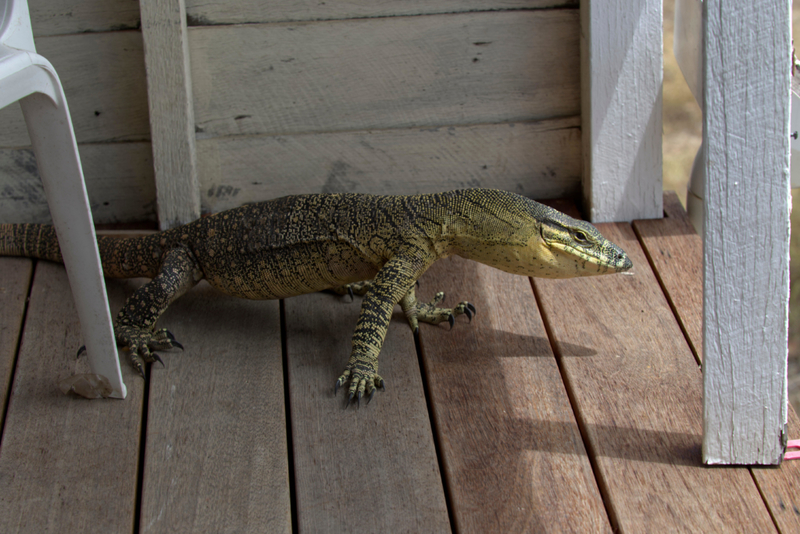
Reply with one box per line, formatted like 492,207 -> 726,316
448,314 -> 455,329
151,353 -> 165,367
76,345 -> 87,359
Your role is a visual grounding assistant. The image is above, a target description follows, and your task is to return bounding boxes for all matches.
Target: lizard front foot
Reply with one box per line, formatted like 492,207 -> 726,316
334,359 -> 385,407
400,286 -> 476,332
114,326 -> 183,377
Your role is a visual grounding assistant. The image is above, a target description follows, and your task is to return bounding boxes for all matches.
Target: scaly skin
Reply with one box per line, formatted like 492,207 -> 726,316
0,189 -> 632,405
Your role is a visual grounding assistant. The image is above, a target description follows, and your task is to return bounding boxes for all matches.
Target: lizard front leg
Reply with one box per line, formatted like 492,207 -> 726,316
335,255 -> 429,406
115,245 -> 203,377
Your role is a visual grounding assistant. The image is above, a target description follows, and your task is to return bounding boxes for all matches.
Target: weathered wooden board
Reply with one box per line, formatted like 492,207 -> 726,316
0,143 -> 156,225
186,0 -> 577,25
416,257 -> 611,533
285,292 -> 450,533
197,117 -> 581,212
28,0 -> 141,37
632,192 -> 701,362
189,10 -> 579,138
0,262 -> 145,533
139,282 -> 290,533
533,222 -> 776,532
634,194 -> 800,533
140,0 -> 201,229
580,0 -> 663,222
0,31 -> 150,147
0,257 -> 33,430
702,0 -> 790,466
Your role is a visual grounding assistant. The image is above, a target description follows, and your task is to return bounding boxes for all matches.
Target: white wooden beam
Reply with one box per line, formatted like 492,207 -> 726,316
140,0 -> 200,229
702,0 -> 791,465
580,0 -> 663,222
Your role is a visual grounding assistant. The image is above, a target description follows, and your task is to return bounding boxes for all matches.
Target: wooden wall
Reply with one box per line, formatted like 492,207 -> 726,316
0,0 -> 580,225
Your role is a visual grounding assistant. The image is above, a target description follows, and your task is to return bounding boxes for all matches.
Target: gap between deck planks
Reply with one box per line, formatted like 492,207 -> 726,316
415,257 -> 612,533
284,291 -> 450,533
0,258 -> 32,432
634,192 -> 800,533
0,261 -> 145,532
533,197 -> 778,532
1,195 -> 798,532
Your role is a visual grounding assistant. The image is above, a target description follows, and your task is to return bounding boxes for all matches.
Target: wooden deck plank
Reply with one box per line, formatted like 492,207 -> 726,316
139,282 -> 291,533
634,194 -> 800,533
632,193 -> 702,362
0,262 -> 145,533
532,222 -> 777,532
416,256 -> 612,533
0,257 -> 32,430
285,292 -> 450,533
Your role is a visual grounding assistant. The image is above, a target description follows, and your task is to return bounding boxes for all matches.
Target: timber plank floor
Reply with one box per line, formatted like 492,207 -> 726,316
0,193 -> 798,533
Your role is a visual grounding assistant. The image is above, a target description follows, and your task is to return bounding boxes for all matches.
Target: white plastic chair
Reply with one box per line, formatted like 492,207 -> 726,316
0,0 -> 126,398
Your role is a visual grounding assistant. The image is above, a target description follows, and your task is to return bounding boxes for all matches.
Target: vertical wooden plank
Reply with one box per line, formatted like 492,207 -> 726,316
702,0 -> 790,465
634,194 -> 800,533
0,258 -> 33,429
417,257 -> 612,533
139,0 -> 201,229
139,282 -> 291,533
0,263 -> 144,533
534,222 -> 776,532
580,0 -> 663,222
285,292 -> 450,533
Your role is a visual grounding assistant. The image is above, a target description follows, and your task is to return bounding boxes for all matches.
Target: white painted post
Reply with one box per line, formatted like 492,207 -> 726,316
579,0 -> 663,223
139,0 -> 200,229
702,0 -> 790,465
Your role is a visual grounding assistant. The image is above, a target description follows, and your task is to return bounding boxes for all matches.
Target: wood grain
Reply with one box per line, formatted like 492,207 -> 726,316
416,256 -> 611,533
139,282 -> 291,533
284,291 -> 450,533
0,31 -> 150,147
701,0 -> 791,465
140,0 -> 201,229
189,10 -> 579,138
0,258 -> 33,430
0,262 -> 145,533
635,194 -> 800,533
197,118 -> 581,213
186,0 -> 577,25
0,143 -> 156,225
632,192 -> 701,362
533,222 -> 776,532
580,0 -> 663,222
28,0 -> 142,37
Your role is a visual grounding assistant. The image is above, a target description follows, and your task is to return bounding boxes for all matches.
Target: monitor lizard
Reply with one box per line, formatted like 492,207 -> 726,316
0,188 -> 632,405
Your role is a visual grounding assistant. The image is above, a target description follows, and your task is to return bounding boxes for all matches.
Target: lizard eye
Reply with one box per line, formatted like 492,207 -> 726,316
573,230 -> 588,243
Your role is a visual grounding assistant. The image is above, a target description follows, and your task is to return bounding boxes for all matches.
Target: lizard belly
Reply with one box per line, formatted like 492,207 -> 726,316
199,241 -> 381,300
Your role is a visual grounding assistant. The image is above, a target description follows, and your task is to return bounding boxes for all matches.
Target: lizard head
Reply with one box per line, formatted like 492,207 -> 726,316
449,191 -> 633,279
528,214 -> 633,278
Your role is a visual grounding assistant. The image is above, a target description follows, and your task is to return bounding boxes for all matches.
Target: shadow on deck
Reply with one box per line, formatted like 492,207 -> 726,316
0,193 -> 798,533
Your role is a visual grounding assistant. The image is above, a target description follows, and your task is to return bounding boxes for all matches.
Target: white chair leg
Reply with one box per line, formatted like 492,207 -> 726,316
20,91 -> 126,399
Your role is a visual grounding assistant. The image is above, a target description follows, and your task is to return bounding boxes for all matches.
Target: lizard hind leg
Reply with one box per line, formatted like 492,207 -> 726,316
399,285 -> 476,333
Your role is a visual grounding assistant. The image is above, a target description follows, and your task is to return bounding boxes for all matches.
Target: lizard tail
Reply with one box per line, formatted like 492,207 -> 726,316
0,223 -> 63,263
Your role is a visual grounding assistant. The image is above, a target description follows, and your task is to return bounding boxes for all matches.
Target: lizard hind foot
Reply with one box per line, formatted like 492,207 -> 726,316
329,281 -> 372,301
400,287 -> 477,331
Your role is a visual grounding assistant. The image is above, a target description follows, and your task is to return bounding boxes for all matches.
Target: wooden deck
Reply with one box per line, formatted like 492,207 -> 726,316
1,193 -> 799,533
